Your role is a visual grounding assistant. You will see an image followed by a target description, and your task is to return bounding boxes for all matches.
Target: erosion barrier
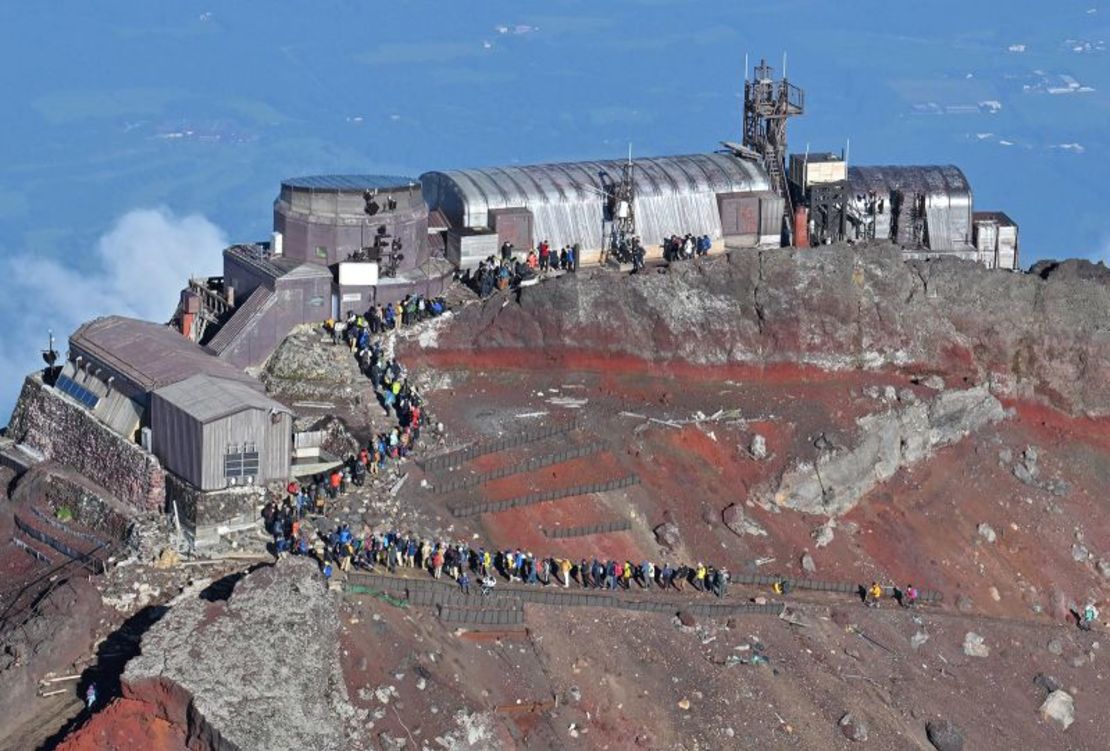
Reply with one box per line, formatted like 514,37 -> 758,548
432,443 -> 603,494
543,519 -> 632,539
449,475 -> 640,518
437,605 -> 525,626
347,570 -> 784,619
420,417 -> 584,474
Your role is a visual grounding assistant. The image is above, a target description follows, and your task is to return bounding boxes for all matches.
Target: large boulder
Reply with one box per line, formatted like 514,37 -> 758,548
122,558 -> 363,751
722,504 -> 767,537
926,719 -> 965,751
1040,690 -> 1075,730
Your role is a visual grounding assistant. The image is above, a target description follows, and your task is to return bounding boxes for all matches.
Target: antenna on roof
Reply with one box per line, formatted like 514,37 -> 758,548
782,51 -> 788,81
744,53 -> 749,83
628,142 -> 633,165
845,138 -> 850,169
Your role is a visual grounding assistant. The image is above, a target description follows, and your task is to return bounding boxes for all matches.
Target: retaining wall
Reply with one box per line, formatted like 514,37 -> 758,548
6,374 -> 165,512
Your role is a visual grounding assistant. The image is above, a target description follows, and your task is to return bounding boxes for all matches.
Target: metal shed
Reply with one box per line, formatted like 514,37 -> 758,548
846,165 -> 973,251
421,153 -> 772,252
150,374 -> 292,491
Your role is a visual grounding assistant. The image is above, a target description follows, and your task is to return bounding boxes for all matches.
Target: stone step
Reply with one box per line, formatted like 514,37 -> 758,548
12,533 -> 56,567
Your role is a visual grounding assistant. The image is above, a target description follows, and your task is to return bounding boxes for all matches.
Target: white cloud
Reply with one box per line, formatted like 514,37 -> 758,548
0,207 -> 226,418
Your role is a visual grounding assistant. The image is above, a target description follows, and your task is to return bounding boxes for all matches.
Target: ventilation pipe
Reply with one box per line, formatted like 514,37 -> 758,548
272,231 -> 283,257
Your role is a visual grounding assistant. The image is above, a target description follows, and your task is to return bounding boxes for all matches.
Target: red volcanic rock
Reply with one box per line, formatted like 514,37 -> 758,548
445,243 -> 1110,417
56,696 -> 189,751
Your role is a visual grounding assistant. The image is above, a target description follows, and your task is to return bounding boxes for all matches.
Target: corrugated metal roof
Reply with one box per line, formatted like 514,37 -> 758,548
205,286 -> 275,355
422,152 -> 771,249
153,374 -> 291,424
846,165 -> 970,196
282,174 -> 418,191
70,316 -> 262,393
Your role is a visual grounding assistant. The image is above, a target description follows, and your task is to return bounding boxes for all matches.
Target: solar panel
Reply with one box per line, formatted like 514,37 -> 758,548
55,375 -> 99,410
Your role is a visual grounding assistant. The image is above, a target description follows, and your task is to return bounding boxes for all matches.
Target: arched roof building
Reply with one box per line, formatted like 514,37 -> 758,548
421,153 -> 774,254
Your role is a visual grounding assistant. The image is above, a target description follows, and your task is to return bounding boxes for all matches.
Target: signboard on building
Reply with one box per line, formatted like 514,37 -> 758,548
338,261 -> 379,287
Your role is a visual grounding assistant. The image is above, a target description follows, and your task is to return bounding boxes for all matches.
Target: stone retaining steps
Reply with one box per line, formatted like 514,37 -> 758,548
12,511 -> 111,575
12,534 -> 55,566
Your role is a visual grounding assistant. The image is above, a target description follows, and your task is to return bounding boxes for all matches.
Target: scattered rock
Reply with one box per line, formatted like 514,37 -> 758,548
977,523 -> 996,544
963,632 -> 990,658
153,547 -> 180,569
1046,638 -> 1064,656
653,522 -> 682,549
1039,690 -> 1075,730
838,712 -> 868,742
813,521 -> 836,549
813,433 -> 834,451
997,447 -> 1013,465
722,504 -> 767,537
677,698 -> 691,711
1072,544 -> 1089,562
566,686 -> 581,704
677,611 -> 697,628
1034,673 -> 1061,694
1097,558 -> 1110,580
925,719 -> 965,751
800,552 -> 816,574
921,375 -> 946,391
1013,445 -> 1040,485
955,594 -> 974,613
898,387 -> 917,403
911,630 -> 930,650
749,434 -> 768,460
989,586 -> 1001,602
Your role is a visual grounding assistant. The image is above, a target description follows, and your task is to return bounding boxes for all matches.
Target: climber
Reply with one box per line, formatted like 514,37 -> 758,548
1079,602 -> 1099,631
85,683 -> 97,710
902,583 -> 919,608
866,581 -> 883,608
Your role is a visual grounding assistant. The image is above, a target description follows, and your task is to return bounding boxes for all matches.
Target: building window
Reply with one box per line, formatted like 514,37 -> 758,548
315,245 -> 328,259
224,442 -> 260,480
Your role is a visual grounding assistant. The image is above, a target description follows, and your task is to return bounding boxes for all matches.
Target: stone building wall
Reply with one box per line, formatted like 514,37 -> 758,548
165,473 -> 265,547
6,374 -> 165,512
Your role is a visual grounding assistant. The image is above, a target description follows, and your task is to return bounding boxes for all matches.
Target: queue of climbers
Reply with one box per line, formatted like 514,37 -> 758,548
283,528 -> 738,599
326,295 -> 450,349
662,233 -> 712,262
466,241 -> 578,298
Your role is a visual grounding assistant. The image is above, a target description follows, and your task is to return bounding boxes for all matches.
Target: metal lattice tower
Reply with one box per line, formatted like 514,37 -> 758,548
743,58 -> 804,243
611,152 -> 636,249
